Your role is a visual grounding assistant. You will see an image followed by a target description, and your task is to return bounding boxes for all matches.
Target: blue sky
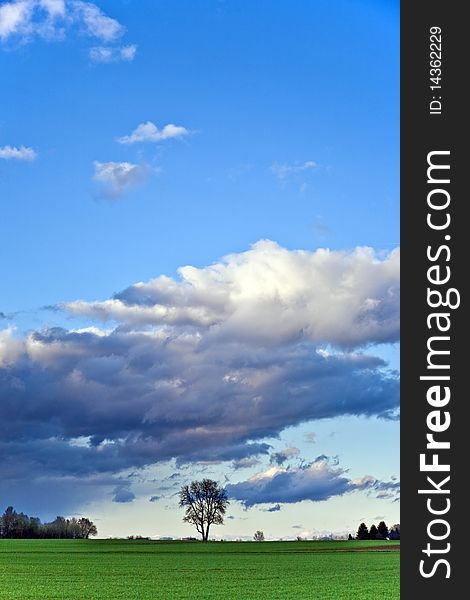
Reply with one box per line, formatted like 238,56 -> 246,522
0,0 -> 399,539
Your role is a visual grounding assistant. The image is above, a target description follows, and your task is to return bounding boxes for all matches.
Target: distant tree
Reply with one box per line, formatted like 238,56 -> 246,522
1,507 -> 17,538
65,518 -> 80,539
78,518 -> 98,539
27,517 -> 41,538
356,523 -> 369,540
348,533 -> 354,541
377,521 -> 389,540
369,524 -> 378,540
253,530 -> 265,542
50,516 -> 67,538
15,512 -> 31,538
0,507 -> 97,539
179,479 -> 229,542
389,524 -> 400,540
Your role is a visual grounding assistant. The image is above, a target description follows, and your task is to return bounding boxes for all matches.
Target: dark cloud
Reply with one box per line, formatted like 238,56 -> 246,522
270,447 -> 300,466
176,443 -> 272,468
149,496 -> 160,503
0,472 -> 118,522
0,242 -> 399,513
376,491 -> 395,499
112,485 -> 135,503
0,328 -> 398,490
226,457 -> 400,507
372,480 -> 401,497
264,504 -> 282,513
0,325 -> 399,515
232,457 -> 262,470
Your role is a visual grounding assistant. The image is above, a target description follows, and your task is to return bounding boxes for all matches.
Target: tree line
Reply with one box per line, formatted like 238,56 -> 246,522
1,483 -> 400,543
351,521 -> 400,541
0,507 -> 97,539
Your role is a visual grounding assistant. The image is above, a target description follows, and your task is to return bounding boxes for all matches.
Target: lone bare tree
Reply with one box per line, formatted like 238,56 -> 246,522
179,479 -> 229,542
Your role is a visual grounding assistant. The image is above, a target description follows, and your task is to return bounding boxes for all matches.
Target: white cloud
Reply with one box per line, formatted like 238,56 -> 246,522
271,160 -> 317,180
0,145 -> 37,160
39,0 -> 65,17
0,327 -> 23,365
119,43 -> 136,61
66,241 -> 400,349
0,0 -> 124,44
89,43 -> 136,63
73,0 -> 123,41
0,1 -> 33,41
117,121 -> 189,144
93,160 -> 147,197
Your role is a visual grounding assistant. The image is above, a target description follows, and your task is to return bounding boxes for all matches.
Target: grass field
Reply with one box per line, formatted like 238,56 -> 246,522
0,539 -> 399,599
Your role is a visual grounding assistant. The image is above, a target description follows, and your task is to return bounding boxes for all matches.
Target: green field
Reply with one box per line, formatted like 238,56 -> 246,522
0,539 -> 399,599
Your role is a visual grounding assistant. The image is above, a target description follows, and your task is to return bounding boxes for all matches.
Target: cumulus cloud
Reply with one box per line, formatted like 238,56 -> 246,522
226,457 -> 400,507
0,1 -> 127,48
117,121 -> 189,144
271,160 -> 317,180
0,145 -> 37,160
66,240 -> 400,349
89,43 -> 136,63
303,432 -> 316,444
93,160 -> 148,197
0,242 -> 399,513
